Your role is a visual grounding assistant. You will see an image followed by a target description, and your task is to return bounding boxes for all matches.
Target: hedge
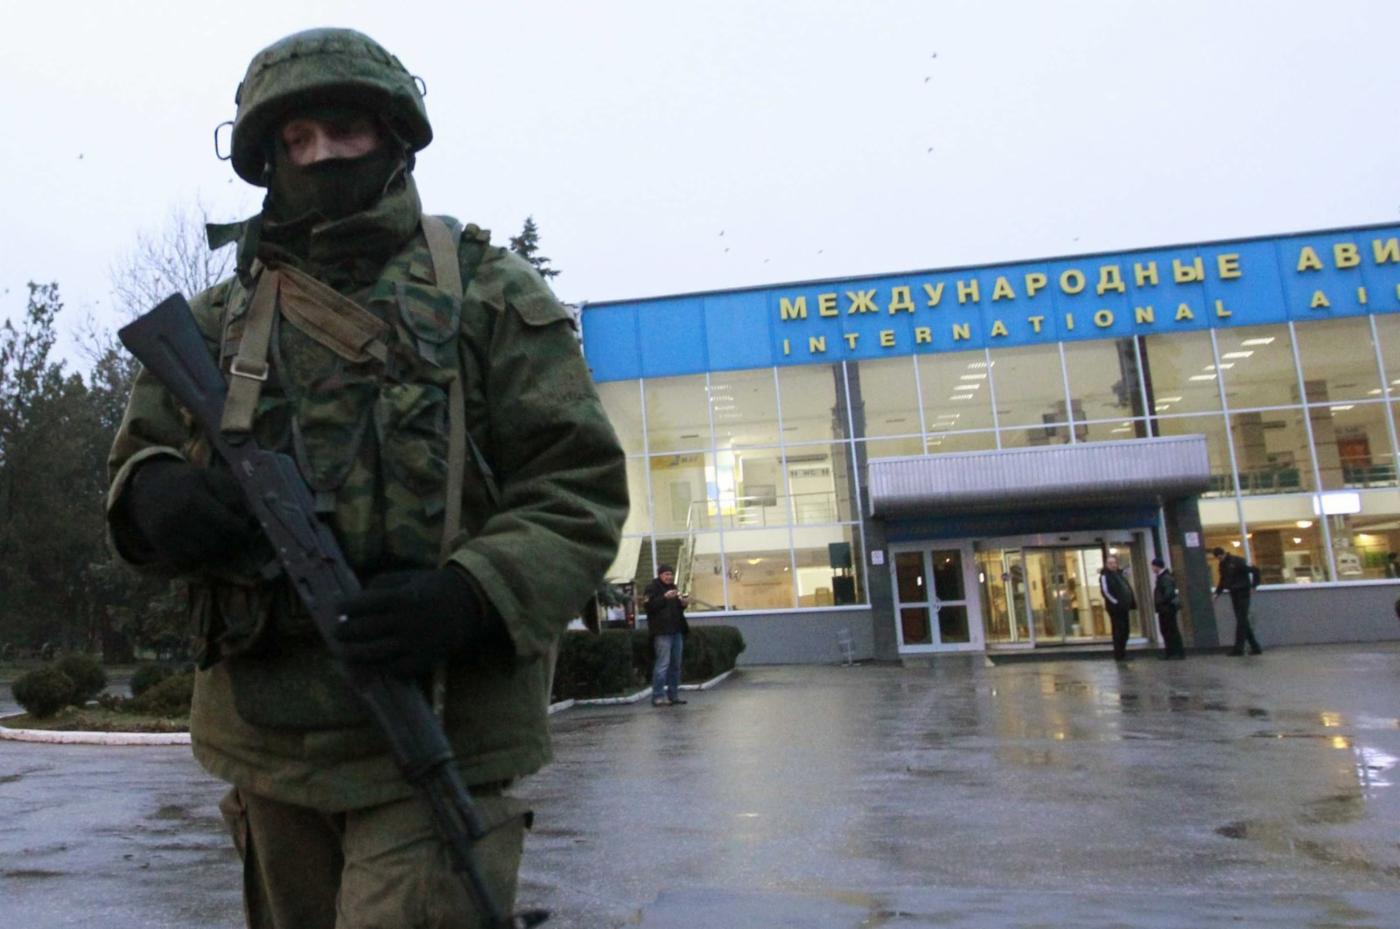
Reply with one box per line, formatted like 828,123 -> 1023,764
551,625 -> 745,702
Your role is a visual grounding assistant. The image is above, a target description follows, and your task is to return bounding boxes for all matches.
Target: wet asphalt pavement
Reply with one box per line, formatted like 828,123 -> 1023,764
2,644 -> 1398,928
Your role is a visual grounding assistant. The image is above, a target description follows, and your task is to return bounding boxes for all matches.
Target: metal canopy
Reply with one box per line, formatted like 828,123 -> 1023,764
867,435 -> 1211,517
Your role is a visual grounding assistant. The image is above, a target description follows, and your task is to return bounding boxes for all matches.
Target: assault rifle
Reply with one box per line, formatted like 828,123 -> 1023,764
119,294 -> 547,929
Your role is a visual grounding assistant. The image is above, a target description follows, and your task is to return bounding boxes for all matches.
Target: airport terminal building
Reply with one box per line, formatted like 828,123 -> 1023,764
580,223 -> 1400,663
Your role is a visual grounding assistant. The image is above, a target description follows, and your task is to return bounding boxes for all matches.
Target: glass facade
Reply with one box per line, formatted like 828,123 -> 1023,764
596,315 -> 1400,614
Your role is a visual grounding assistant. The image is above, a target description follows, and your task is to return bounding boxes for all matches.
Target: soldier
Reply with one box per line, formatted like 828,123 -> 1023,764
106,28 -> 627,929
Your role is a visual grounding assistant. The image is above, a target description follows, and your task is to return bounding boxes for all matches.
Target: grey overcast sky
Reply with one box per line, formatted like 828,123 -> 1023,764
3,0 -> 1398,363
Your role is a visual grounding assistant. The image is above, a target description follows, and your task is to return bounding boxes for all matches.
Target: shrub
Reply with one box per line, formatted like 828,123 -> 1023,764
54,654 -> 108,704
552,630 -> 640,701
628,625 -> 747,689
130,662 -> 178,697
12,667 -> 77,719
128,671 -> 195,717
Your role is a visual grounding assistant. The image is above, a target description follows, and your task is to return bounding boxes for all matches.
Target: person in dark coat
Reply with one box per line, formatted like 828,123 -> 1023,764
1213,547 -> 1262,656
1099,554 -> 1137,661
1151,557 -> 1186,660
643,564 -> 690,706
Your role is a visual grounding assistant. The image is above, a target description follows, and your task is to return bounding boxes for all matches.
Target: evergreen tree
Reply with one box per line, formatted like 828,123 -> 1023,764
509,215 -> 560,279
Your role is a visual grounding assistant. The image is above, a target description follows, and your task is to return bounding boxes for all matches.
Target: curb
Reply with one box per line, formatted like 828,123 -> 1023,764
548,668 -> 735,715
5,670 -> 740,737
0,725 -> 190,746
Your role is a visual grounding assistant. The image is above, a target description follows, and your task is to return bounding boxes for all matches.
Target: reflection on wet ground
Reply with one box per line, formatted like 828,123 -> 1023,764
2,644 -> 1399,927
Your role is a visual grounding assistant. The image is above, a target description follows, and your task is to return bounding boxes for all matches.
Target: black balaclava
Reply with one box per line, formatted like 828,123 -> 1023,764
266,137 -> 400,226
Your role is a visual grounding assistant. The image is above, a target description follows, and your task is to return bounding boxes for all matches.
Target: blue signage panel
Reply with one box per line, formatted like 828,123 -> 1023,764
582,223 -> 1400,382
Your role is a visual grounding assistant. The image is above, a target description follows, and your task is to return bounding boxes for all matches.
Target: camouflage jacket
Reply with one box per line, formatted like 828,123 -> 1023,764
106,215 -> 627,811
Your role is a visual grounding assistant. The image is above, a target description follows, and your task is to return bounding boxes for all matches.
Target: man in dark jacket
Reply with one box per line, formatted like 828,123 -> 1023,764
1213,547 -> 1263,655
1099,554 -> 1137,661
1151,557 -> 1186,660
643,564 -> 689,707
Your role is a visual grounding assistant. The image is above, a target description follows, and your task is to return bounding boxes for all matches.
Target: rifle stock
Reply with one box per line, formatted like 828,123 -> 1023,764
119,294 -> 546,929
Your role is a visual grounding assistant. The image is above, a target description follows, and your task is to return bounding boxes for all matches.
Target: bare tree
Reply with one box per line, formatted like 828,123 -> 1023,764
110,199 -> 237,322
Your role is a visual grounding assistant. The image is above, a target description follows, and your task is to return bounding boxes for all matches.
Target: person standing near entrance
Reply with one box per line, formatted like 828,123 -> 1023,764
1150,558 -> 1186,660
644,564 -> 690,706
1213,547 -> 1263,655
1099,554 -> 1137,660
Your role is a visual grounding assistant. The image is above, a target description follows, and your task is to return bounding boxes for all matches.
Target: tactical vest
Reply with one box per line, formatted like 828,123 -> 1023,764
189,216 -> 497,729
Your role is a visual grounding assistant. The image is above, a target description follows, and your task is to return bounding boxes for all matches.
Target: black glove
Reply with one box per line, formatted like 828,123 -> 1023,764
332,567 -> 492,677
124,459 -> 260,570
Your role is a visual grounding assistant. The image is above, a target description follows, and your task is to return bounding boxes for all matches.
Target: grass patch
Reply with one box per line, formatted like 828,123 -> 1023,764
1,705 -> 188,733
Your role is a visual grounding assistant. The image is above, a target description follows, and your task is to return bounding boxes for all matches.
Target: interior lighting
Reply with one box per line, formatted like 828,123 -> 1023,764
1292,537 -> 1303,544
1370,389 -> 1385,396
1241,337 -> 1276,346
951,394 -> 975,400
1157,396 -> 1183,402
1232,540 -> 1242,548
960,373 -> 988,381
1329,405 -> 1354,412
1156,404 -> 1173,411
966,361 -> 990,369
1221,351 -> 1255,359
1296,520 -> 1313,529
953,383 -> 980,391
1189,374 -> 1217,381
1204,363 -> 1234,371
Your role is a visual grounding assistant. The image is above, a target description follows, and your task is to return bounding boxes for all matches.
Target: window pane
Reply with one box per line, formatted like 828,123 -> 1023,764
778,363 -> 849,443
649,451 -> 712,532
784,448 -> 845,525
621,457 -> 652,535
1230,409 -> 1314,494
1217,324 -> 1299,410
989,343 -> 1067,427
926,430 -> 998,454
1333,489 -> 1400,581
1200,497 -> 1245,556
1155,414 -> 1236,496
1140,330 -> 1222,415
794,526 -> 864,606
1239,496 -> 1329,584
1294,317 -> 1383,404
786,441 -> 858,523
722,531 -> 797,611
645,374 -> 711,452
851,357 -> 921,438
608,536 -> 647,587
1309,401 -> 1396,490
1373,314 -> 1400,397
999,421 -> 1071,449
711,368 -> 779,448
864,436 -> 925,458
597,380 -> 644,455
686,533 -> 725,613
1080,418 -> 1147,442
918,352 -> 995,433
1064,338 -> 1144,423
727,447 -> 790,529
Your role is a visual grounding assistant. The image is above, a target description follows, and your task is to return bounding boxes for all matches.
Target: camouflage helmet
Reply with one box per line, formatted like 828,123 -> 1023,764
230,28 -> 431,185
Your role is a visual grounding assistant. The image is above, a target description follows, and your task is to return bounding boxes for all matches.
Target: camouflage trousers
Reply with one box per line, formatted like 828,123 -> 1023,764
219,784 -> 529,929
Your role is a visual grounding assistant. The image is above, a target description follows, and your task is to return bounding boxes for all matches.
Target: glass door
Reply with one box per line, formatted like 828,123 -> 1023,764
891,543 -> 983,652
977,532 -> 1153,649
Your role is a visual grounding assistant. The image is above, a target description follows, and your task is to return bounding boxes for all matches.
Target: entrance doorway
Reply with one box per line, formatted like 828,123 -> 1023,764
889,542 -> 984,653
976,532 -> 1152,649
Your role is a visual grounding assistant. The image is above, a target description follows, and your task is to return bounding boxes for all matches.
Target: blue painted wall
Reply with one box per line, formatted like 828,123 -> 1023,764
582,224 -> 1400,382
